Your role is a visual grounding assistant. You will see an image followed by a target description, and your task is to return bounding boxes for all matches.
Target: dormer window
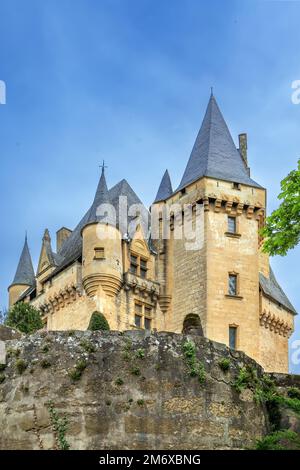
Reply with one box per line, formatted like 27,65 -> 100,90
232,182 -> 241,190
130,254 -> 138,275
140,258 -> 148,279
130,253 -> 148,279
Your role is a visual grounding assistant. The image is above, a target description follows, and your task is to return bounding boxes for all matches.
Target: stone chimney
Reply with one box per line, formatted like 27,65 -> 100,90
56,227 -> 72,252
238,133 -> 250,176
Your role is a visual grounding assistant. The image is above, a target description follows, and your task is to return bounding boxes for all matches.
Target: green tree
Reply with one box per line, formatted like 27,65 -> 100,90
262,159 -> 300,256
6,302 -> 43,334
88,311 -> 110,331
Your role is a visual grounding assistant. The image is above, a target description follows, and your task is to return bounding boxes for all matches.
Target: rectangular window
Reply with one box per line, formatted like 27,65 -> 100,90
140,258 -> 147,279
144,305 -> 152,318
228,216 -> 237,234
94,247 -> 105,259
233,182 -> 241,190
135,303 -> 142,315
228,274 -> 238,296
144,317 -> 152,331
130,254 -> 138,275
134,314 -> 142,328
229,326 -> 237,350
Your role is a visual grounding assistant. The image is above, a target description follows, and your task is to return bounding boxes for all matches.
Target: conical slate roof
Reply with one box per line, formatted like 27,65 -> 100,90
45,175 -> 147,280
85,166 -> 112,226
154,170 -> 173,202
177,94 -> 261,192
11,236 -> 35,287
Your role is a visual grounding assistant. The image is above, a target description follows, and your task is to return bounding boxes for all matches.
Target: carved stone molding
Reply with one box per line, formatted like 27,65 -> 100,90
123,272 -> 159,302
39,284 -> 82,315
259,310 -> 293,337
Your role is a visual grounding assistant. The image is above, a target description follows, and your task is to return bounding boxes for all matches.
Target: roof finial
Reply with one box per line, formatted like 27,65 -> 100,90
210,86 -> 214,96
100,160 -> 107,174
25,230 -> 27,242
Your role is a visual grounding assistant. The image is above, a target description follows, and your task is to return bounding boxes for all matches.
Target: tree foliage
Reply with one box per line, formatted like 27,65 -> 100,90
5,302 -> 43,334
262,159 -> 300,256
88,311 -> 110,331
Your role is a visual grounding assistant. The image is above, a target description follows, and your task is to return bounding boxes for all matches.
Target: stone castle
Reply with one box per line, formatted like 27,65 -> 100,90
8,94 -> 296,373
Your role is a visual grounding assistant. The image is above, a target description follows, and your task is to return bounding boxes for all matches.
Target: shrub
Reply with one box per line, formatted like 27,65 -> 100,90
40,359 -> 51,369
7,348 -> 20,358
135,349 -> 145,359
47,401 -> 70,450
0,374 -> 5,383
255,430 -> 300,450
182,340 -> 206,385
68,359 -> 87,381
0,364 -> 6,372
115,377 -> 124,386
218,358 -> 230,372
41,345 -> 49,353
233,365 -> 258,393
80,339 -> 96,353
137,399 -> 144,406
131,366 -> 141,376
6,302 -> 43,334
88,312 -> 110,331
287,387 -> 300,400
15,359 -> 27,375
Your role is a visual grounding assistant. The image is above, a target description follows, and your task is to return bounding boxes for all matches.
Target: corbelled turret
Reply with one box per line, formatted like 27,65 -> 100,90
81,165 -> 123,298
8,235 -> 35,307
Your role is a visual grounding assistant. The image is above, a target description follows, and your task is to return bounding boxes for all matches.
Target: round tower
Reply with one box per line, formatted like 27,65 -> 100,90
8,235 -> 35,307
81,166 -> 123,298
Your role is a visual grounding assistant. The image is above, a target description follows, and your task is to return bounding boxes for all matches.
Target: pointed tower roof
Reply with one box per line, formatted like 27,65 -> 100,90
84,165 -> 113,227
177,93 -> 261,192
154,170 -> 173,202
10,235 -> 35,287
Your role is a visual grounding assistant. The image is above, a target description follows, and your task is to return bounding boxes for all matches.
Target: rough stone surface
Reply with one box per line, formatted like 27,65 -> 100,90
0,330 -> 288,450
0,325 -> 22,341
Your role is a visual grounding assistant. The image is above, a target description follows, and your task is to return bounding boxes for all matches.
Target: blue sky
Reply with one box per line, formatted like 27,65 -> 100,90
0,0 -> 299,371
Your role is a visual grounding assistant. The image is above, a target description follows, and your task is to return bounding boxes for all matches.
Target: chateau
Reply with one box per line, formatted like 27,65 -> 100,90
8,94 -> 296,373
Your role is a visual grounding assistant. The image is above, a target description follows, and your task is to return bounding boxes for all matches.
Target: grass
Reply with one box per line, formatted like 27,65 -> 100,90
218,358 -> 230,372
182,340 -> 206,385
47,401 -> 70,450
80,339 -> 96,354
135,349 -> 145,359
15,359 -> 27,375
40,359 -> 51,369
68,358 -> 87,382
131,366 -> 141,376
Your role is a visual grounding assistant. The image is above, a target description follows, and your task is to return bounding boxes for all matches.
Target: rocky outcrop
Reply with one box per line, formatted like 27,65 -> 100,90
0,330 -> 297,450
0,325 -> 22,341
